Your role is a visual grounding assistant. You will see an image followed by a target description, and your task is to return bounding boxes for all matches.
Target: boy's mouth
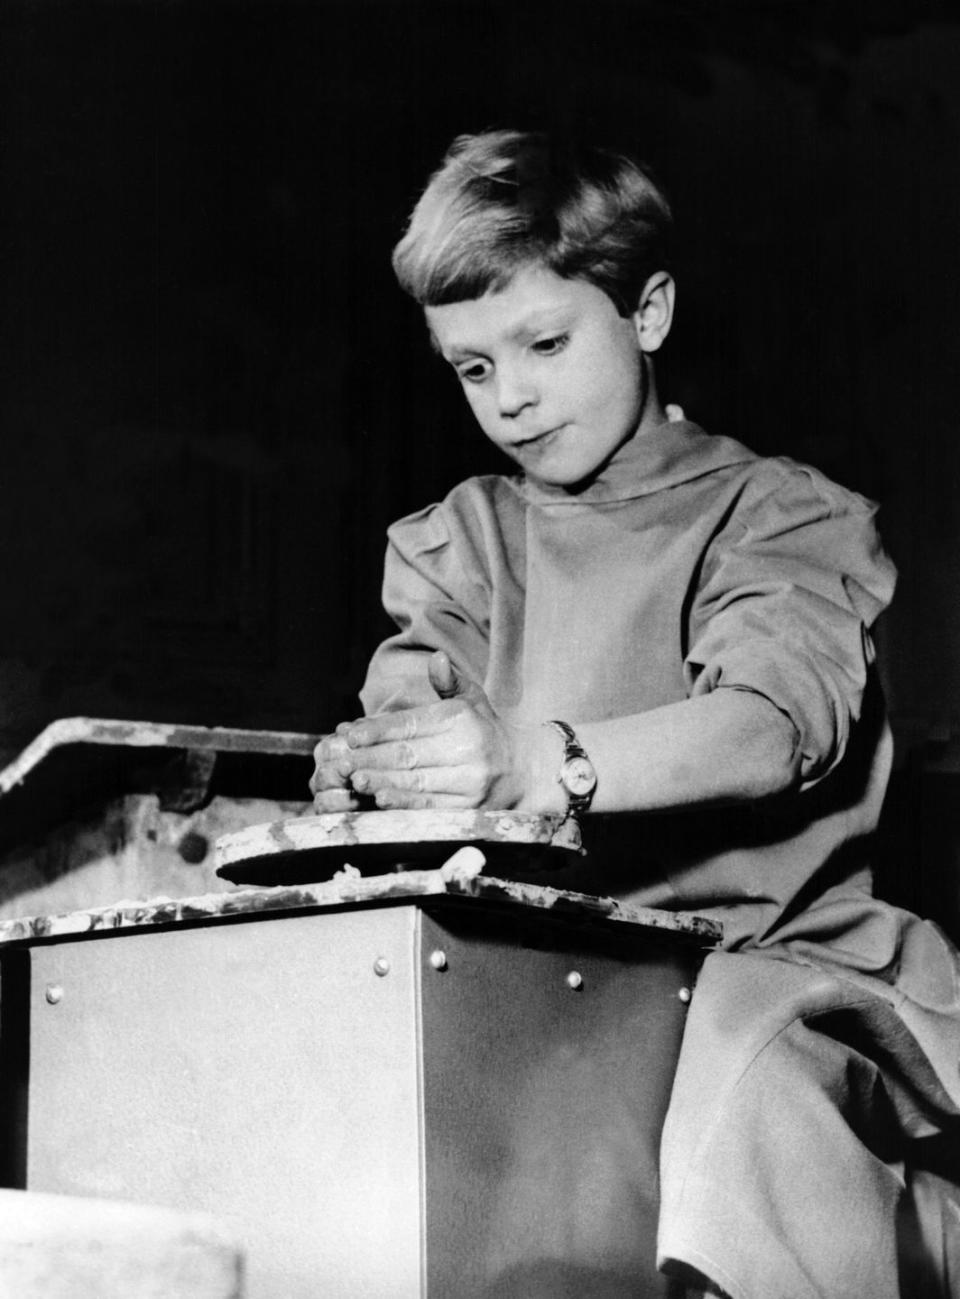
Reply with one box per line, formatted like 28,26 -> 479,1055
511,424 -> 565,450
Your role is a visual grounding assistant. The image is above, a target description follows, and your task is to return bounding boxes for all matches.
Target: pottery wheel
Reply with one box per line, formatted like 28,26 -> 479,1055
215,809 -> 583,886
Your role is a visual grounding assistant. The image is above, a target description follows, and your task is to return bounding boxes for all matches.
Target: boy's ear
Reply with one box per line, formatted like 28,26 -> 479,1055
632,271 -> 675,354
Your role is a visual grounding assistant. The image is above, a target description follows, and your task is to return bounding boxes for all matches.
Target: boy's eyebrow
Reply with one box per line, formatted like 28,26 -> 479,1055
438,307 -> 576,362
510,307 -> 574,339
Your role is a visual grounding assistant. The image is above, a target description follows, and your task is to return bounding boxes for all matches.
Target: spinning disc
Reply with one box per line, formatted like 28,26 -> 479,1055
215,809 -> 583,885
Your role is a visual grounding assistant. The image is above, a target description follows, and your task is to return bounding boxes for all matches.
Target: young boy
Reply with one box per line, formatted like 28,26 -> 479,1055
311,131 -> 960,1297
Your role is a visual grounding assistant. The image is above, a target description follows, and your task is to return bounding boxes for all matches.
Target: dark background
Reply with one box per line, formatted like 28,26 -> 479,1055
2,0 -> 960,925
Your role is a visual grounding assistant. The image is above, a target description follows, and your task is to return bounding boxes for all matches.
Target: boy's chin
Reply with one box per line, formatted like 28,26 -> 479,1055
516,445 -> 619,491
502,446 -> 599,488
524,464 -> 602,492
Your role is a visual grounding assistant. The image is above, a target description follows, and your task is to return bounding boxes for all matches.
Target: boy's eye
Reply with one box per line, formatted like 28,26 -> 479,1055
532,332 -> 569,356
457,360 -> 491,384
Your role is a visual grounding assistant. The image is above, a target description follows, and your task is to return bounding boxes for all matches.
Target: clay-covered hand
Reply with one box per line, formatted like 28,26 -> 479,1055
310,651 -> 535,811
309,729 -> 364,813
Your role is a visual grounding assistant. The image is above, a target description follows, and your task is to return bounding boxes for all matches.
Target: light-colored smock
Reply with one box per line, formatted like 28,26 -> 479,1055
361,420 -> 960,1298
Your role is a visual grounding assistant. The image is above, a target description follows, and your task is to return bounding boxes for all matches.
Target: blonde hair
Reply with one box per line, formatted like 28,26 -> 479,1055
392,129 -> 672,315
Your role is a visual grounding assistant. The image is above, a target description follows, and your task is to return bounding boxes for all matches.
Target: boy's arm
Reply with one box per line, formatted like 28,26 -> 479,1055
314,650 -> 799,814
361,493 -> 492,715
312,492 -> 492,809
549,688 -> 800,813
322,468 -> 893,816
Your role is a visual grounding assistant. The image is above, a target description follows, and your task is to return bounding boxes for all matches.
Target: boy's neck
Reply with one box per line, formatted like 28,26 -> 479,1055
636,359 -> 667,438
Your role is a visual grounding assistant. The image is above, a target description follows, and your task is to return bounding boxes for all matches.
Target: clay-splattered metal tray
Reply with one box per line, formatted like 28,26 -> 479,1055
215,809 -> 583,885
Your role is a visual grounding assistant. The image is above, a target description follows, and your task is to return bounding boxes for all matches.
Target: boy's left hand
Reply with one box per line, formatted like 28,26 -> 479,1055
310,651 -> 533,811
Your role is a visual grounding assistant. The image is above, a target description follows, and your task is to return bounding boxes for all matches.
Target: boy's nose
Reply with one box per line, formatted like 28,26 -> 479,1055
495,367 -> 538,418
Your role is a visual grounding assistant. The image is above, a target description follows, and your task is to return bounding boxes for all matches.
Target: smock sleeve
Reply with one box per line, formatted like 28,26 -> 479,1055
684,461 -> 897,786
359,495 -> 492,715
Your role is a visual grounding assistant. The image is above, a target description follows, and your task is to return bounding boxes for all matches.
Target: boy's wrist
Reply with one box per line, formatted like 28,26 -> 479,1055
513,722 -> 568,814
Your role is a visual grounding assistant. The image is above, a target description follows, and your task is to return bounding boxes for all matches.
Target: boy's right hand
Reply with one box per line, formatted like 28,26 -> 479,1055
308,651 -> 544,814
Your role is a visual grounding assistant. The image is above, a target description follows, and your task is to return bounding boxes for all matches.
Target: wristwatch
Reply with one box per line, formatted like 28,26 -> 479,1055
546,720 -> 597,818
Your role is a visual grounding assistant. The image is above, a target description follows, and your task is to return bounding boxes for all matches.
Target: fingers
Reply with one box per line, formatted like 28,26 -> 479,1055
311,787 -> 361,813
310,763 -> 354,798
310,711 -> 478,808
350,765 -> 478,798
313,733 -> 352,766
427,649 -> 460,699
311,724 -> 480,809
328,660 -> 490,753
428,650 -> 491,708
341,700 -> 463,748
310,734 -> 354,796
362,789 -> 474,810
310,665 -> 498,812
340,732 -> 474,774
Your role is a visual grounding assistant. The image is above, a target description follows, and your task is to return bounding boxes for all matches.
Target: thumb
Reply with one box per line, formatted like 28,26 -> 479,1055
428,650 -> 464,700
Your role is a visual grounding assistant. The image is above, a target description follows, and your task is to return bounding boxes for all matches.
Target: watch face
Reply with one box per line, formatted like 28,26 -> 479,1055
563,756 -> 597,797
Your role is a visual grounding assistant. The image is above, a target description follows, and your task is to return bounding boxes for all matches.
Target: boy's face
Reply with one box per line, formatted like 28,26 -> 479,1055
425,263 -> 671,488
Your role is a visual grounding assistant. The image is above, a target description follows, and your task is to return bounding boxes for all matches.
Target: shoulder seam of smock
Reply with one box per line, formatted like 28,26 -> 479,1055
386,473 -> 520,535
760,456 -> 879,516
710,457 -> 881,555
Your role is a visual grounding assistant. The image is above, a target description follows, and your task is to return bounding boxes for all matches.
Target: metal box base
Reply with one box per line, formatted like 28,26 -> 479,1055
7,896 -> 700,1297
